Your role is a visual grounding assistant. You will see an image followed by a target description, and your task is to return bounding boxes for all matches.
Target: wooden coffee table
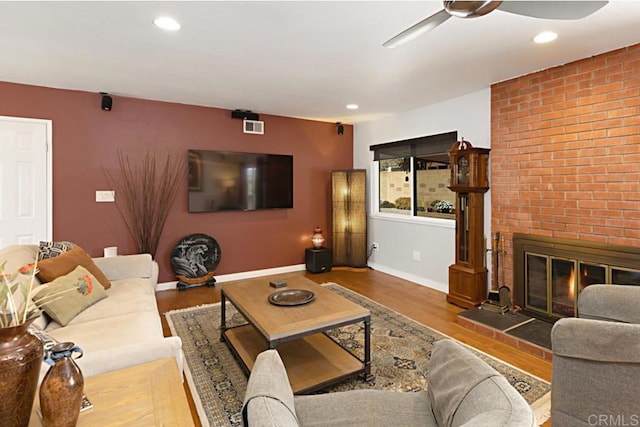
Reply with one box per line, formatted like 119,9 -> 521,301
220,275 -> 372,393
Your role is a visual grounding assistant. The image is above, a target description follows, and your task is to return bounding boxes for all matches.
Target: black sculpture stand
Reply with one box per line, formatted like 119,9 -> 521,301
177,276 -> 217,290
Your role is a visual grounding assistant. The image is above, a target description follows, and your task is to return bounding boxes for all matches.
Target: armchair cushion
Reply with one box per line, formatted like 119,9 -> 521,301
578,284 -> 640,323
552,317 -> 640,363
551,285 -> 640,426
428,340 -> 536,427
551,319 -> 640,425
242,349 -> 298,427
428,340 -> 499,426
295,389 -> 434,427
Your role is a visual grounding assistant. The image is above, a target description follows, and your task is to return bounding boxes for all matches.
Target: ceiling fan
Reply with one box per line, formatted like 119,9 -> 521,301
383,1 -> 609,49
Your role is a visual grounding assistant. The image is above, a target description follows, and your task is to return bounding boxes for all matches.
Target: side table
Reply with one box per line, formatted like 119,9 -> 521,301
305,247 -> 332,273
30,358 -> 193,426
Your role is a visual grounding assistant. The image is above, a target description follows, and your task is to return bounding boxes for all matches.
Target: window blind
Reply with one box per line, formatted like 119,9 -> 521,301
370,130 -> 458,163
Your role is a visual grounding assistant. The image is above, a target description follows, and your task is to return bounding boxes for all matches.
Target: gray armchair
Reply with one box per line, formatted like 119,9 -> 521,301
551,285 -> 640,426
242,339 -> 536,427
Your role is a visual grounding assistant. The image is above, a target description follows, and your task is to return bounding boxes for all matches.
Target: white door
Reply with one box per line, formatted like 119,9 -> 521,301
0,116 -> 52,247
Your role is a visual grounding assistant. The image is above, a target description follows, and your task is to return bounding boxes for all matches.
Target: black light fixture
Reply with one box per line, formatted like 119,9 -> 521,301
100,92 -> 112,111
231,109 -> 259,121
336,122 -> 344,135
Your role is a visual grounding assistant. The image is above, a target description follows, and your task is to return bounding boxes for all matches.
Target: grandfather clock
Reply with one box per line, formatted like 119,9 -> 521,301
447,140 -> 490,308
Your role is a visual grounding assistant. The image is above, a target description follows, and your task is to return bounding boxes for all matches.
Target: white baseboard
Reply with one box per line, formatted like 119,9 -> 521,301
156,264 -> 306,292
156,281 -> 179,292
367,262 -> 448,294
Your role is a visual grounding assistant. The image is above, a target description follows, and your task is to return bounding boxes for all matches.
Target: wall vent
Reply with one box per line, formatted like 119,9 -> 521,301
243,119 -> 264,135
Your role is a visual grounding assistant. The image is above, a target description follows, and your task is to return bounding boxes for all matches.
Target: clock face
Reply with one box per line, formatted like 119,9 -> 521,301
457,157 -> 470,185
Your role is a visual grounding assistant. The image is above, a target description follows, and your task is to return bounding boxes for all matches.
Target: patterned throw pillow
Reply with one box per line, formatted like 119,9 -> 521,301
38,241 -> 76,260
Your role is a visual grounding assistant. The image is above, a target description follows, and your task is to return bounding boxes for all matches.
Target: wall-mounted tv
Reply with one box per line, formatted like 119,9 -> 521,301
188,150 -> 293,213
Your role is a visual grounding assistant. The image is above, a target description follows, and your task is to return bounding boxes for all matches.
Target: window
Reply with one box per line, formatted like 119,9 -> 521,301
379,158 -> 412,216
371,131 -> 457,220
415,158 -> 454,218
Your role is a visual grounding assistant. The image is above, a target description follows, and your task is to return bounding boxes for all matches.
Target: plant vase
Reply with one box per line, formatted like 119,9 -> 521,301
0,321 -> 44,427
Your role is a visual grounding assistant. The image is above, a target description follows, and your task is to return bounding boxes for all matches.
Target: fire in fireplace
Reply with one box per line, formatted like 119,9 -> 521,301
514,234 -> 640,323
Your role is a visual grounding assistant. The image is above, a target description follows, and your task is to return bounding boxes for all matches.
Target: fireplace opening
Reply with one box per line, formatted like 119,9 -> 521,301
514,234 -> 640,323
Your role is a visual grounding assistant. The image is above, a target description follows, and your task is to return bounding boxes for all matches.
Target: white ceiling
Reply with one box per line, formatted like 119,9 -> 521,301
1,1 -> 639,124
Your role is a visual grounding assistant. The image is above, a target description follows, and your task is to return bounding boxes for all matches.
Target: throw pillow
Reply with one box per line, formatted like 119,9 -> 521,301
38,241 -> 76,260
37,245 -> 112,289
34,265 -> 108,326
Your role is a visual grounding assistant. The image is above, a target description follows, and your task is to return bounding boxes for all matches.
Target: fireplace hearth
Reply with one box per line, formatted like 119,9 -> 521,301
513,234 -> 640,323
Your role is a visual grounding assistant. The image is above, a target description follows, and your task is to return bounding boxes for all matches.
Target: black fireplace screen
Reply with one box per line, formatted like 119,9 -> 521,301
515,234 -> 640,322
524,255 -> 603,317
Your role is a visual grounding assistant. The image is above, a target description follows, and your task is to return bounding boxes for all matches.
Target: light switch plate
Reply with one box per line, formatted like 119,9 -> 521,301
96,190 -> 115,202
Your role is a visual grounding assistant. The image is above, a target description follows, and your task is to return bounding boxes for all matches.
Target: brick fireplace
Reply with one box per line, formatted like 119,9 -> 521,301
491,43 -> 640,303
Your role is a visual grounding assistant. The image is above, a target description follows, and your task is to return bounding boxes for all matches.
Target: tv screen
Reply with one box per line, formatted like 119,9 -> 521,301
188,150 -> 293,212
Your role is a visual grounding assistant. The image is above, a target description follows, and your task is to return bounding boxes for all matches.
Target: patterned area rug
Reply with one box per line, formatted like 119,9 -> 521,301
165,283 -> 551,427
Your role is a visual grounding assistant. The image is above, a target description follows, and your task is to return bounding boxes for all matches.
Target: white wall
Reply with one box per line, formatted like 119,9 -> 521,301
353,88 -> 491,293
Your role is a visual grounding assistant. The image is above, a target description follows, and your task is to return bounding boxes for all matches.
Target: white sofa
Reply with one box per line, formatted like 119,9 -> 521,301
0,244 -> 183,381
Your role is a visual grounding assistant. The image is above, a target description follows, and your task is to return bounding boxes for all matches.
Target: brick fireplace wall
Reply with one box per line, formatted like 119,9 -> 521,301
491,43 -> 640,293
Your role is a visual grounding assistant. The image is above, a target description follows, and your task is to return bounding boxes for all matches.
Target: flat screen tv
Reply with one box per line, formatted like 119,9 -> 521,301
188,150 -> 293,212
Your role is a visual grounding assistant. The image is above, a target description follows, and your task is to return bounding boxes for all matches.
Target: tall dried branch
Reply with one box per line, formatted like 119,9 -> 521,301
104,150 -> 185,259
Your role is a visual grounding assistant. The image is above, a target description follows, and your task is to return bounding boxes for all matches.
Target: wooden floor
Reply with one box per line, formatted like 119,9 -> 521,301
156,268 -> 552,426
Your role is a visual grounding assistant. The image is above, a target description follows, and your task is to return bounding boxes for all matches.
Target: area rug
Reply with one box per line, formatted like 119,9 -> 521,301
165,283 -> 551,427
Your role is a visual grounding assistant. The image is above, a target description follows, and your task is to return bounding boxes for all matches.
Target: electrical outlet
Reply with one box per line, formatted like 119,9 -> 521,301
372,242 -> 379,250
412,250 -> 421,261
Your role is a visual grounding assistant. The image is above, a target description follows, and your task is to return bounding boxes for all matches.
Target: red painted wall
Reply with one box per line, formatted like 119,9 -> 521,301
0,81 -> 353,281
491,43 -> 640,291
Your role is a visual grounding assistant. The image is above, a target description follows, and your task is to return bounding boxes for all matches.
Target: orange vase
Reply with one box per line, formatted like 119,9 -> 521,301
0,321 -> 44,427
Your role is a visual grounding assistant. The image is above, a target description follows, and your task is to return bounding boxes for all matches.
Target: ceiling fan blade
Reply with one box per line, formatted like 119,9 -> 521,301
383,9 -> 452,49
497,1 -> 608,20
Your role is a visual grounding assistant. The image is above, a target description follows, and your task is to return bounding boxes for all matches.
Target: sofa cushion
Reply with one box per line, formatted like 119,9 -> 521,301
44,277 -> 157,330
34,265 -> 108,326
43,313 -> 181,379
38,240 -> 75,260
46,310 -> 165,350
92,254 -> 154,282
242,350 -> 298,427
37,245 -> 111,289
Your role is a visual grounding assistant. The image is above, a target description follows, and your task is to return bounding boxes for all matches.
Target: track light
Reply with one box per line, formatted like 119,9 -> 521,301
336,122 -> 344,136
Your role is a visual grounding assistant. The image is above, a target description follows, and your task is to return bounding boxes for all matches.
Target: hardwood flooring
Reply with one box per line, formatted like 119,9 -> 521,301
156,268 -> 552,426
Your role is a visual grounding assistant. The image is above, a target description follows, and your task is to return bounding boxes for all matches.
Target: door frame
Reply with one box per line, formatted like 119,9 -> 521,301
1,115 -> 53,241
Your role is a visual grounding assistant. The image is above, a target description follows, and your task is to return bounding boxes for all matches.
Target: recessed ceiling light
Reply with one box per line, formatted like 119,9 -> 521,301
154,17 -> 181,31
533,31 -> 557,44
346,104 -> 359,110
